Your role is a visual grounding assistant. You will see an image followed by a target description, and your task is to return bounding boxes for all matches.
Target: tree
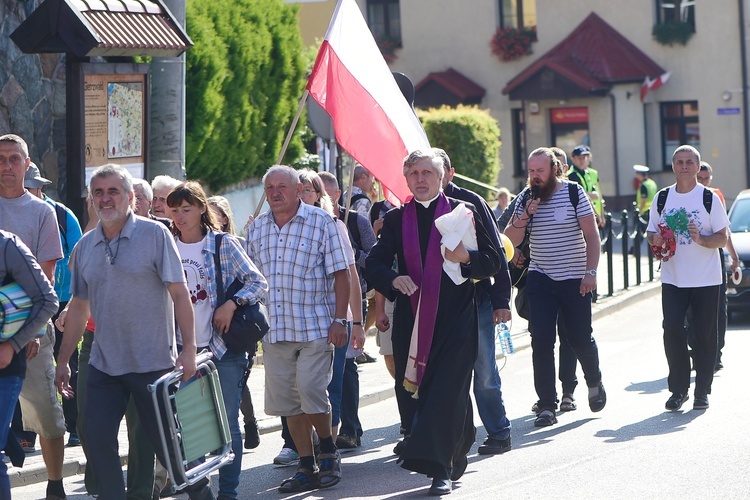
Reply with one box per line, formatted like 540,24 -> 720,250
417,105 -> 502,200
185,0 -> 306,190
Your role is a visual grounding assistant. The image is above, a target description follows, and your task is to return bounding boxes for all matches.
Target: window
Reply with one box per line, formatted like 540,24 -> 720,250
367,0 -> 401,41
656,0 -> 695,29
660,101 -> 699,169
512,109 -> 527,179
499,0 -> 536,29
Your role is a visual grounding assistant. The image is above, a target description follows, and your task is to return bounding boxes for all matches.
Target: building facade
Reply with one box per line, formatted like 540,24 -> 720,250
296,0 -> 749,208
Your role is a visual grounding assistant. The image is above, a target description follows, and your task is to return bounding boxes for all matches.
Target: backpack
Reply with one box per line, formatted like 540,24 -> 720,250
656,186 -> 713,216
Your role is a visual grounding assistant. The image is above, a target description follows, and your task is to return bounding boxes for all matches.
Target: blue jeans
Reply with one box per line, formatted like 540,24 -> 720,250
0,376 -> 23,500
473,292 -> 511,440
526,271 -> 602,411
339,358 -> 361,437
327,328 -> 350,428
215,350 -> 247,499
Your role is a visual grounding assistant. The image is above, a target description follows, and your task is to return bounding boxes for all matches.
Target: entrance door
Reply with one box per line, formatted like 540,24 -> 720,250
550,107 -> 589,157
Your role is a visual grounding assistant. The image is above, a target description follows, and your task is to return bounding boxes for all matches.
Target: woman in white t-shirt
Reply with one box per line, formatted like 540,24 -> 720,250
167,181 -> 267,499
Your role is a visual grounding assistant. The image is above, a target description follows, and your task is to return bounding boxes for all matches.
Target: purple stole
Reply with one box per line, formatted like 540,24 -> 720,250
401,194 -> 450,396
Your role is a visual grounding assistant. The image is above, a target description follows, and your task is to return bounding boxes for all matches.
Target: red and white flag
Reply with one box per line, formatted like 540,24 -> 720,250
641,72 -> 671,102
307,0 -> 430,203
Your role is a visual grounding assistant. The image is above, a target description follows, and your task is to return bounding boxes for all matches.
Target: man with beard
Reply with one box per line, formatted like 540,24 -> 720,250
366,149 -> 501,495
504,147 -> 606,428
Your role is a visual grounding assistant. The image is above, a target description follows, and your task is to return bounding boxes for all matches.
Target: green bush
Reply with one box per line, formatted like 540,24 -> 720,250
185,0 -> 306,190
417,105 -> 502,200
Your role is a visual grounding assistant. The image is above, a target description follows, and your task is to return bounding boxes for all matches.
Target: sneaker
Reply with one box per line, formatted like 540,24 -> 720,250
693,394 -> 709,410
67,432 -> 80,447
273,447 -> 300,466
355,351 -> 377,364
336,434 -> 359,449
665,393 -> 689,411
19,439 -> 35,453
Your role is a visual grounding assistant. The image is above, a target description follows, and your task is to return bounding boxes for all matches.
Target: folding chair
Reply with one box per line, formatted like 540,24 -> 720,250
148,351 -> 234,491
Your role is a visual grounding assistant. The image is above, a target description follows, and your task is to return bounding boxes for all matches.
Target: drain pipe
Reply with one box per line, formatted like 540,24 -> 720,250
739,0 -> 750,186
609,93 -> 621,208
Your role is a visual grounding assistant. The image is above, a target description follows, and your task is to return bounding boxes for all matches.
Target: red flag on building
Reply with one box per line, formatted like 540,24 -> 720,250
641,72 -> 671,102
306,0 -> 430,203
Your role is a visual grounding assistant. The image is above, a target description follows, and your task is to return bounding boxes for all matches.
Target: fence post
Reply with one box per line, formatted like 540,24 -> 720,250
605,212 -> 614,296
621,209 -> 629,290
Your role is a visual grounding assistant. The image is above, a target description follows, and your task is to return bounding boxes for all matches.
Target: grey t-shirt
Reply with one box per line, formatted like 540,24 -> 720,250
0,192 -> 63,263
70,212 -> 185,376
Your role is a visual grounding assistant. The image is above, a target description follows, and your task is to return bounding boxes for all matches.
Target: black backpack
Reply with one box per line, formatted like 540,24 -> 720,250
54,202 -> 68,254
656,186 -> 713,215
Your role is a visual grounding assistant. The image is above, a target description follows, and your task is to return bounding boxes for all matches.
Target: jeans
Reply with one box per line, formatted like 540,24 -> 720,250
0,376 -> 23,500
473,292 -> 511,440
557,318 -> 579,395
214,350 -> 247,498
327,328 -> 350,428
663,284 -> 719,396
339,358 -> 361,437
526,271 -> 602,410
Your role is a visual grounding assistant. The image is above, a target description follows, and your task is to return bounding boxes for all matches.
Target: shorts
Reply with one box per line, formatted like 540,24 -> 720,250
263,337 -> 334,416
18,323 -> 67,439
376,299 -> 395,356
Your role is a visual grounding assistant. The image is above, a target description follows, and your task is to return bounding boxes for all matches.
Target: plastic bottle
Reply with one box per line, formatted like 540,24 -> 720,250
496,321 -> 514,355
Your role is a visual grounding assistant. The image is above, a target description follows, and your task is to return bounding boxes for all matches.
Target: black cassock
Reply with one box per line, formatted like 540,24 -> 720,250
365,196 -> 501,478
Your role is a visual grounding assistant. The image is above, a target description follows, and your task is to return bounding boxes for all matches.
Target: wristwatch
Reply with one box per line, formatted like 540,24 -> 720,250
585,269 -> 597,276
233,297 -> 248,306
333,318 -> 348,327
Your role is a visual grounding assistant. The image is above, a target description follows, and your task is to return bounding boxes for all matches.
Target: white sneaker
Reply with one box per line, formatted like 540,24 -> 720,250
273,447 -> 300,465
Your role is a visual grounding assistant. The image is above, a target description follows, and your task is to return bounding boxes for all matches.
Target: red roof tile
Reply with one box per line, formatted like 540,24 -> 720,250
416,68 -> 486,100
503,12 -> 665,96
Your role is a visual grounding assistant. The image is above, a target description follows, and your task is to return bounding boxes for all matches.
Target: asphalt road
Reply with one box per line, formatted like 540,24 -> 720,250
12,296 -> 750,499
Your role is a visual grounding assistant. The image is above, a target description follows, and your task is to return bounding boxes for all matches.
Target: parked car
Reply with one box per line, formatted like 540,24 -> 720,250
726,189 -> 750,321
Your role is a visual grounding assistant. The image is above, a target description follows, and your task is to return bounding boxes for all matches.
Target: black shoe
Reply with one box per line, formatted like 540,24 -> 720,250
714,361 -> 724,372
693,394 -> 709,410
477,436 -> 512,455
450,455 -> 467,481
393,435 -> 410,455
336,434 -> 359,449
355,351 -> 377,363
244,420 -> 260,449
589,382 -> 606,412
428,478 -> 452,496
665,393 -> 689,411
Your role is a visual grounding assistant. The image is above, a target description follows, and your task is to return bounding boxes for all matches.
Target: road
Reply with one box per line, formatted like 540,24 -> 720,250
12,296 -> 750,499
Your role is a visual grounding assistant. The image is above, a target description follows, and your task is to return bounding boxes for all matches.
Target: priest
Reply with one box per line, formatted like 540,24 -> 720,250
365,149 -> 501,496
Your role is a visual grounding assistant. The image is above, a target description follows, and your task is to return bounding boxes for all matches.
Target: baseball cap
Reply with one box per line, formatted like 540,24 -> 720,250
633,165 -> 649,173
571,145 -> 591,157
24,163 -> 52,189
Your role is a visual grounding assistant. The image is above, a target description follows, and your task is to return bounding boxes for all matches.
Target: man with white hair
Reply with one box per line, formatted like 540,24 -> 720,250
150,174 -> 181,218
366,149 -> 501,495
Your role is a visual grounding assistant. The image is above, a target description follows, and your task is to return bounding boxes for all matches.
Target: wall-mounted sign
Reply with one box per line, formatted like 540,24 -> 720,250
717,107 -> 741,116
84,73 -> 146,178
550,107 -> 589,124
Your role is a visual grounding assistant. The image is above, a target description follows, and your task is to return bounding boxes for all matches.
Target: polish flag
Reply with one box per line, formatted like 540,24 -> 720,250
307,0 -> 430,203
641,72 -> 671,101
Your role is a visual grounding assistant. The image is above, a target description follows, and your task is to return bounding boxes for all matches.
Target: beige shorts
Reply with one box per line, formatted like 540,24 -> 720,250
18,323 -> 67,439
263,337 -> 334,416
376,299 -> 395,356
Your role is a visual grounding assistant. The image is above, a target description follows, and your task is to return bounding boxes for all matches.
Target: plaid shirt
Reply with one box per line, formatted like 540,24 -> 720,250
197,230 -> 268,359
246,202 -> 349,343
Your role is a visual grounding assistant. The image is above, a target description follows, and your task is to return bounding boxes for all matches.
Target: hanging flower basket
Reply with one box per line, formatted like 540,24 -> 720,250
375,34 -> 402,64
490,26 -> 537,62
652,22 -> 694,46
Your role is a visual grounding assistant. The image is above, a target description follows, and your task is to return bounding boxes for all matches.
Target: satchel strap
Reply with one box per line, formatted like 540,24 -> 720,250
213,233 -> 226,305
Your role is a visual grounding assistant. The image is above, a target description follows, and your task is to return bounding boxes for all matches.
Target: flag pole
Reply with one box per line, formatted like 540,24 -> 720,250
253,89 -> 310,218
343,157 -> 357,225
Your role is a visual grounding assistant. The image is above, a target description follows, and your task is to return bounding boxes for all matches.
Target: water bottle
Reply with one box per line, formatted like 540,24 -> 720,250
496,321 -> 514,355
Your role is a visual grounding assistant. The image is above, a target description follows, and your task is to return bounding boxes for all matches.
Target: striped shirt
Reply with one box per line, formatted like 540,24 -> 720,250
246,201 -> 349,343
515,181 -> 593,281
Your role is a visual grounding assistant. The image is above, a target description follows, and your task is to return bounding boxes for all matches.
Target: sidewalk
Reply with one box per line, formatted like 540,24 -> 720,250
8,262 -> 661,488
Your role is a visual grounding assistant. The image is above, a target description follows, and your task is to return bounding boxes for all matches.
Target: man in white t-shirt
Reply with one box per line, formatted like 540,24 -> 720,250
647,145 -> 729,411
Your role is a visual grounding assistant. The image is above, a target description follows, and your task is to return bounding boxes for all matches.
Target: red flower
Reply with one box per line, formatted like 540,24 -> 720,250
490,25 -> 537,62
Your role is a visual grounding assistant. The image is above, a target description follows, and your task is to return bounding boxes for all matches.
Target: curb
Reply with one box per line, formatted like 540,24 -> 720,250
10,281 -> 661,488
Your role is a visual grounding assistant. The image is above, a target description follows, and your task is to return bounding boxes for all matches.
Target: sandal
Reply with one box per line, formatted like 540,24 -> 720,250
531,401 -> 541,414
588,382 -> 607,413
560,394 -> 577,412
278,467 -> 318,493
534,409 -> 557,428
317,451 -> 342,488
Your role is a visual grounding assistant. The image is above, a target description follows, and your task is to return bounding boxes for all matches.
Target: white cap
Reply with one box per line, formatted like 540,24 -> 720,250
633,165 -> 649,173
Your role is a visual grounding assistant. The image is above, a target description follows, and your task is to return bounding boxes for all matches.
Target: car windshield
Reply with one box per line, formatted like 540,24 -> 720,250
730,197 -> 750,232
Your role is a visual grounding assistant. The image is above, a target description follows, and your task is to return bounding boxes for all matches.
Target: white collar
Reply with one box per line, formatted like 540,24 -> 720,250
415,192 -> 441,208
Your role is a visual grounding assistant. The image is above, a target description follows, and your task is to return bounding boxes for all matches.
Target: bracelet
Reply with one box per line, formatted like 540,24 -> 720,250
352,321 -> 362,326
510,217 -> 528,229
